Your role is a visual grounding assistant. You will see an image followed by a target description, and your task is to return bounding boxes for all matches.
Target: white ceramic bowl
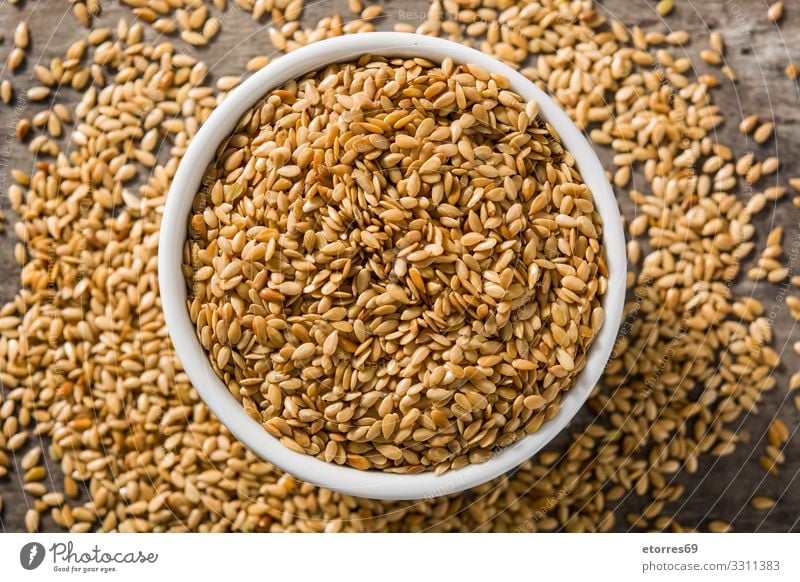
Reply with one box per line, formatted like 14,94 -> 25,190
159,32 -> 626,500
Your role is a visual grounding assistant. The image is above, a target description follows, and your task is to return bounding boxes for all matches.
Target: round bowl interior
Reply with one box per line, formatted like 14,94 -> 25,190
158,32 -> 627,500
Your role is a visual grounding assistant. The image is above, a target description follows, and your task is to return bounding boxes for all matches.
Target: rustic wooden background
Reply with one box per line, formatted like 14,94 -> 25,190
0,0 -> 798,532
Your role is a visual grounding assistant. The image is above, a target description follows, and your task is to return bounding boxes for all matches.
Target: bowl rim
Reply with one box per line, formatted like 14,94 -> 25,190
158,31 -> 627,501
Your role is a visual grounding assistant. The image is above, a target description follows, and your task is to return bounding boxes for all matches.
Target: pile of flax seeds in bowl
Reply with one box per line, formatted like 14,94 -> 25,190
0,0 -> 796,532
183,55 -> 608,475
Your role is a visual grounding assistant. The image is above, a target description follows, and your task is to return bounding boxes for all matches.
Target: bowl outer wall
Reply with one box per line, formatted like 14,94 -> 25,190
158,32 -> 627,500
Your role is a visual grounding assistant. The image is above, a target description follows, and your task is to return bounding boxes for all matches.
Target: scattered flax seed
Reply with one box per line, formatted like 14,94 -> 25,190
751,496 -> 776,510
215,75 -> 241,91
72,1 -> 93,26
246,56 -> 271,72
748,227 -> 788,283
708,520 -> 731,533
768,1 -> 784,22
787,297 -> 800,320
759,423 -> 788,476
15,118 -> 29,141
745,162 -> 762,185
656,0 -> 673,16
700,50 -> 721,66
721,65 -> 737,82
7,48 -> 25,72
736,152 -> 754,176
26,87 -> 51,101
709,32 -> 724,55
764,186 -> 786,201
23,466 -> 46,482
23,482 -> 46,496
34,65 -> 56,86
361,5 -> 382,20
0,80 -> 12,104
13,22 -> 30,49
753,122 -> 775,144
181,30 -> 208,46
7,431 -> 28,451
184,56 -> 607,475
739,114 -> 758,135
203,17 -> 221,40
767,419 -> 789,446
25,509 -> 40,533
761,157 -> 779,175
767,445 -> 785,464
767,226 -> 783,249
20,447 -> 42,470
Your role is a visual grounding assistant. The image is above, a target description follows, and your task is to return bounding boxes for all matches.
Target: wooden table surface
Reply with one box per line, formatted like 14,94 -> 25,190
0,0 -> 798,532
